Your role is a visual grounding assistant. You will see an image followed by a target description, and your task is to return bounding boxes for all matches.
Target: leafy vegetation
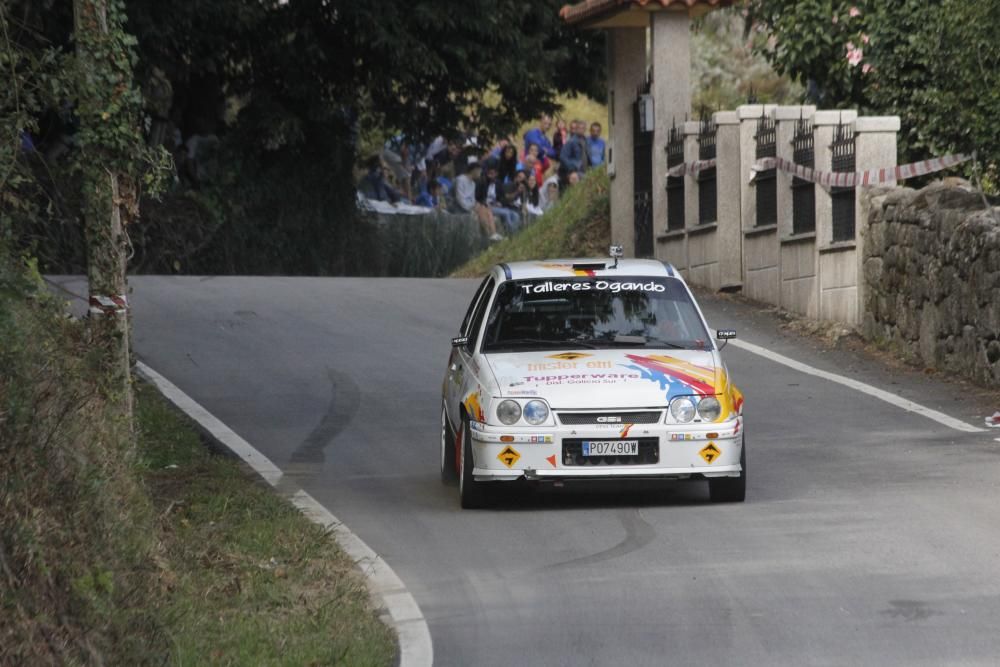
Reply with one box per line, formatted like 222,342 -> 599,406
3,0 -> 606,275
0,244 -> 395,664
452,167 -> 610,278
691,7 -> 803,111
747,0 -> 1000,190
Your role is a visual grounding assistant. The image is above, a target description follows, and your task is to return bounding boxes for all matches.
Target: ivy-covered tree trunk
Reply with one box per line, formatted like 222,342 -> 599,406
73,0 -> 142,425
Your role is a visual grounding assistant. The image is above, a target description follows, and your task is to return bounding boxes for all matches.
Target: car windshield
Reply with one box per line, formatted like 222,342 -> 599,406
481,276 -> 711,353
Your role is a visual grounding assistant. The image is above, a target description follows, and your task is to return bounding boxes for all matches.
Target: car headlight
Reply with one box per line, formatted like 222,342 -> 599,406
670,396 -> 696,423
697,396 -> 722,422
523,400 -> 549,425
497,399 -> 522,425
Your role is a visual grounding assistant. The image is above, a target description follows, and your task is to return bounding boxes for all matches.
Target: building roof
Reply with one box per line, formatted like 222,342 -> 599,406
560,0 -> 734,28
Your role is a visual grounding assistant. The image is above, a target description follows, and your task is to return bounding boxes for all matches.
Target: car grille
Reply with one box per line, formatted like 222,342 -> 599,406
562,438 -> 659,466
557,411 -> 662,425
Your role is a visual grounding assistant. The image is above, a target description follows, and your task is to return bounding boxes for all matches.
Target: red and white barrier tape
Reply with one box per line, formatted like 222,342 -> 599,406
751,153 -> 971,188
667,159 -> 717,178
89,294 -> 129,315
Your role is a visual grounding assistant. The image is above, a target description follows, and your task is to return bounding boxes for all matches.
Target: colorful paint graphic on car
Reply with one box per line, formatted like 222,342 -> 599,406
537,263 -> 597,277
622,354 -> 716,397
464,389 -> 486,423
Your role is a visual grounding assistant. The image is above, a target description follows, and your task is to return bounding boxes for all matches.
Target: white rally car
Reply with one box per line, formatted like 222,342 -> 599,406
440,251 -> 745,508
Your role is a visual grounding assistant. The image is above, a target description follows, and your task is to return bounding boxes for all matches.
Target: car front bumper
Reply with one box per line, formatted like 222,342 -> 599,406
468,417 -> 743,482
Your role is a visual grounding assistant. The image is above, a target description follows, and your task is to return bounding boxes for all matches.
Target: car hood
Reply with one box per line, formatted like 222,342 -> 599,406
484,349 -> 732,410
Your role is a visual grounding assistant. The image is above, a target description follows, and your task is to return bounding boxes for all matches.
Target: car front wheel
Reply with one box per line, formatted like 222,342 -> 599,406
708,434 -> 746,503
459,417 -> 489,509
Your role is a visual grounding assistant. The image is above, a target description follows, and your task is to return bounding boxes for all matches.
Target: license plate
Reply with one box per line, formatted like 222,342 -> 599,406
581,440 -> 639,456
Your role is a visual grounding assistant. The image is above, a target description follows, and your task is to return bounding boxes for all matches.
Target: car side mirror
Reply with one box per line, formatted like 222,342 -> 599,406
451,336 -> 469,348
716,329 -> 736,350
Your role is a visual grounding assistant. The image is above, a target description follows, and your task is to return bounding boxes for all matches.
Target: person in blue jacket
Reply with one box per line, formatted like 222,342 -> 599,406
523,114 -> 557,160
558,119 -> 588,185
587,122 -> 606,168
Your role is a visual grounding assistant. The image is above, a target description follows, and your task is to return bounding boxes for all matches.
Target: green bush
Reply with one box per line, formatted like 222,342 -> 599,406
0,245 -> 164,664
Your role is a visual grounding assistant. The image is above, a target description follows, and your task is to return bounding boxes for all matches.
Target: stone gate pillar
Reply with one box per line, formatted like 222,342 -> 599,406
854,116 -> 900,324
607,28 -> 648,257
814,110 -> 858,323
651,11 -> 691,252
714,110 -> 742,290
775,105 -> 818,317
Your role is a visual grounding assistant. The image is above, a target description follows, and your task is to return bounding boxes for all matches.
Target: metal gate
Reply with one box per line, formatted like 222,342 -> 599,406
791,115 -> 816,235
632,75 -> 654,257
831,122 -> 856,242
665,122 -> 685,232
754,113 -> 777,227
697,113 -> 717,225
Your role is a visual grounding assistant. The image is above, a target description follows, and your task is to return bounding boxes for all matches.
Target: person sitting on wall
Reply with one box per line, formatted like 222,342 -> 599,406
455,157 -> 503,242
477,158 -> 521,235
415,178 -> 445,210
358,155 -> 403,204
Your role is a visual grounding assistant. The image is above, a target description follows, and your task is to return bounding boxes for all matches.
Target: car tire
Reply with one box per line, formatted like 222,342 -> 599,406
459,417 -> 489,509
440,403 -> 458,483
709,434 -> 746,503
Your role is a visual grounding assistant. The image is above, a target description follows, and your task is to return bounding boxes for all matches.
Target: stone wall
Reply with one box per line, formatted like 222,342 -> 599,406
862,183 -> 1000,385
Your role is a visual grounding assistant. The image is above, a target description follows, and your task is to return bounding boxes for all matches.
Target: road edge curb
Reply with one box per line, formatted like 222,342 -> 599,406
136,361 -> 433,667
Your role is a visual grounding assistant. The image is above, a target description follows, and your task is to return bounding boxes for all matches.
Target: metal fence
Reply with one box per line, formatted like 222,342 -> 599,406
754,113 -> 777,227
697,115 -> 717,225
791,116 -> 816,235
666,123 -> 685,231
831,122 -> 856,242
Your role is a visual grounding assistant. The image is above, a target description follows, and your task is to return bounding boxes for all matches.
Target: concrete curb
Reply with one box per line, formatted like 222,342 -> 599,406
137,361 -> 434,667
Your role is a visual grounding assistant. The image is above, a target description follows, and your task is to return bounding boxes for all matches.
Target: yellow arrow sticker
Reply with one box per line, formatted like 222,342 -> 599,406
497,445 -> 521,469
699,442 -> 722,465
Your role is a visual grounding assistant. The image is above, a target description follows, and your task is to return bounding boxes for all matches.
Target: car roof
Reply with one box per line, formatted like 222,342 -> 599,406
495,258 -> 680,282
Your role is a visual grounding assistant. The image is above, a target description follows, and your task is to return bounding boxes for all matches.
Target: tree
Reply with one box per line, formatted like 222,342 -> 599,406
73,0 -> 166,422
747,0 -> 1000,183
6,0 -> 606,276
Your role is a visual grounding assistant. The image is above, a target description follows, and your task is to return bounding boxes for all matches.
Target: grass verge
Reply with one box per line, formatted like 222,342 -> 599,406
451,166 -> 611,277
1,247 -> 395,665
137,383 -> 397,666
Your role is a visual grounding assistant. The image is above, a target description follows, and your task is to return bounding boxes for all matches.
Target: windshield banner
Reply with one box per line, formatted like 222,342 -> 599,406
522,280 -> 666,295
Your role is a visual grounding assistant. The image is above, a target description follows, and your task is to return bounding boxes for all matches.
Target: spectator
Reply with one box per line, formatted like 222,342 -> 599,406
359,156 -> 403,204
425,135 -> 447,164
552,118 -> 569,156
522,171 -> 543,218
457,158 -> 503,241
498,144 -> 519,183
477,159 -> 521,235
558,120 -> 587,186
489,137 -> 510,160
523,114 -> 557,160
454,156 -> 481,213
522,152 -> 544,187
382,135 -> 413,200
587,121 -> 606,168
415,178 -> 445,209
539,175 -> 560,211
523,142 -> 550,175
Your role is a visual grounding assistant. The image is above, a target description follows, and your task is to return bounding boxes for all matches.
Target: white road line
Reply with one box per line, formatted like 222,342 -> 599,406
137,362 -> 433,667
730,339 -> 985,434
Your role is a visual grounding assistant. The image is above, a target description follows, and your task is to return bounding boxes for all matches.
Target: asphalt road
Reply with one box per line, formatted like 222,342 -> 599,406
53,276 -> 1000,666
